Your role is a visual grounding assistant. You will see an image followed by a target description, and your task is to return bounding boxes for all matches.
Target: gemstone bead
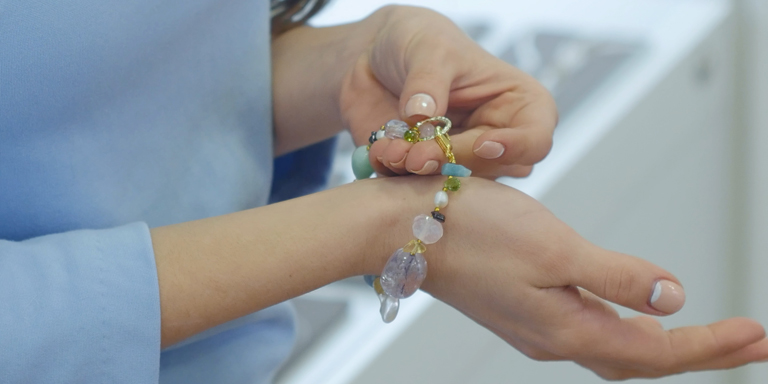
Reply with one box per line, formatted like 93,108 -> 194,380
431,211 -> 445,223
412,214 -> 443,244
441,163 -> 472,177
352,145 -> 374,179
378,293 -> 399,323
444,177 -> 461,191
364,274 -> 376,288
380,249 -> 428,298
384,119 -> 410,139
376,130 -> 386,140
373,276 -> 385,295
434,191 -> 449,208
419,123 -> 436,139
404,129 -> 419,143
403,239 -> 426,255
369,131 -> 378,144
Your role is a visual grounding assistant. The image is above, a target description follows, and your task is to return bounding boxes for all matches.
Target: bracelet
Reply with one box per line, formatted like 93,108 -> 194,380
351,116 -> 471,323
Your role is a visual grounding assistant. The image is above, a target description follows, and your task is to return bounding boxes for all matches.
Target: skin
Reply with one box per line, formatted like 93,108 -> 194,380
153,177 -> 768,380
151,4 -> 768,380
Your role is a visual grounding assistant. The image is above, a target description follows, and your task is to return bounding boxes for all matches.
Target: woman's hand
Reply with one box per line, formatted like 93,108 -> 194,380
271,6 -> 556,178
364,176 -> 768,380
341,6 -> 557,179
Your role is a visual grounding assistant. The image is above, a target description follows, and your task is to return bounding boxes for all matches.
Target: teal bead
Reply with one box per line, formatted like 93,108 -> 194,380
352,145 -> 375,179
441,163 -> 472,177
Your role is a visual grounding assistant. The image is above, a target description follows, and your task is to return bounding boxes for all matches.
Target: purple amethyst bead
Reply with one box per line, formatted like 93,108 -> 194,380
380,249 -> 428,299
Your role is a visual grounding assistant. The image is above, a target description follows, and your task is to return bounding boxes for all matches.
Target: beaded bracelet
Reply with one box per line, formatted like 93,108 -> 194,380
351,116 -> 471,323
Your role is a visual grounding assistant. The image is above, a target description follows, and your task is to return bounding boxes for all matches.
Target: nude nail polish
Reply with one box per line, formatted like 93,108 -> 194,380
412,160 -> 439,175
405,93 -> 437,117
649,280 -> 686,314
474,141 -> 505,159
390,154 -> 407,168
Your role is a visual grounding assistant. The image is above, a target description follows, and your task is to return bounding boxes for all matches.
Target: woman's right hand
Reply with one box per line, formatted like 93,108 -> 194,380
366,176 -> 768,380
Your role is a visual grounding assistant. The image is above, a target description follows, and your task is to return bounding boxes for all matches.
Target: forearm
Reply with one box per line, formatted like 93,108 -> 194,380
150,177 -> 438,347
271,8 -> 390,155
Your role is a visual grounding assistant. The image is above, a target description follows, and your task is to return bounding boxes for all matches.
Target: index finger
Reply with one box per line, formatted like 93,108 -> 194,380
465,81 -> 558,166
583,315 -> 767,370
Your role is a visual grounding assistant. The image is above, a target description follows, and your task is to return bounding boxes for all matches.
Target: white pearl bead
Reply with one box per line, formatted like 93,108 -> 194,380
376,130 -> 386,140
434,191 -> 448,208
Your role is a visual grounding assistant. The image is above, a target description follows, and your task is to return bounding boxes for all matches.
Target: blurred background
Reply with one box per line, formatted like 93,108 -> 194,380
275,0 -> 768,383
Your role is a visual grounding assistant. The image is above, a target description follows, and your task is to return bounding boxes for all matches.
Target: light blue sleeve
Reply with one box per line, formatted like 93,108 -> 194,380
0,222 -> 161,383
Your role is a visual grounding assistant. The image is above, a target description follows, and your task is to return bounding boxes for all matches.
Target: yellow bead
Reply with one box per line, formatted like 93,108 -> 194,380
373,277 -> 384,295
403,239 -> 426,255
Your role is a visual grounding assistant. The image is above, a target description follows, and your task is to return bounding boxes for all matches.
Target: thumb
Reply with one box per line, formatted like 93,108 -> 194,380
398,64 -> 453,123
569,243 -> 686,315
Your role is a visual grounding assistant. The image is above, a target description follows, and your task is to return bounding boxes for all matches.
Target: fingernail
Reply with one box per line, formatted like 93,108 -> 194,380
405,93 -> 437,117
474,141 -> 505,159
390,154 -> 407,168
412,160 -> 439,175
649,280 -> 686,314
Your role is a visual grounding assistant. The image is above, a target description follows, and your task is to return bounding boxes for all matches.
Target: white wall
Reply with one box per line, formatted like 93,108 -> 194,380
740,0 -> 768,382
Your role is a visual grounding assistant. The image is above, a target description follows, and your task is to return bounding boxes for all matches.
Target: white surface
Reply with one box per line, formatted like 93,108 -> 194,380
279,1 -> 749,383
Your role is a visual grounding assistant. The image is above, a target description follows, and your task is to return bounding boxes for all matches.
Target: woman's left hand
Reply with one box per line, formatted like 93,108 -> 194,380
340,6 -> 558,178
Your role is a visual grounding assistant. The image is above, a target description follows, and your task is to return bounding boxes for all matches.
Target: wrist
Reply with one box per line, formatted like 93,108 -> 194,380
355,175 -> 452,276
271,14 -> 384,155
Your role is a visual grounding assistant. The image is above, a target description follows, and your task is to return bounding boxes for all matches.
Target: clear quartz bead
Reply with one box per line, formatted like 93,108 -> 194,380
378,293 -> 399,323
434,191 -> 449,208
412,214 -> 443,244
380,249 -> 428,298
419,123 -> 436,139
384,120 -> 410,139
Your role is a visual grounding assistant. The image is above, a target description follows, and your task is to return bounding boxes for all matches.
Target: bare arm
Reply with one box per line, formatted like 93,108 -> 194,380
150,176 -> 768,380
270,10 -> 387,155
151,178 -> 398,347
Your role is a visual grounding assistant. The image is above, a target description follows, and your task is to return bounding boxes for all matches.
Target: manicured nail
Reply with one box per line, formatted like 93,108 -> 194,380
405,93 -> 437,117
649,280 -> 686,314
412,160 -> 439,175
474,141 -> 505,159
390,154 -> 407,168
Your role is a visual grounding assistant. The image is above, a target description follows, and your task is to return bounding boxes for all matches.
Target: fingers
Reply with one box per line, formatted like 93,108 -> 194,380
576,319 -> 768,379
465,85 -> 557,166
368,138 -> 411,175
584,315 -> 766,370
397,50 -> 455,123
371,126 -> 538,178
568,242 -> 685,315
683,337 -> 768,372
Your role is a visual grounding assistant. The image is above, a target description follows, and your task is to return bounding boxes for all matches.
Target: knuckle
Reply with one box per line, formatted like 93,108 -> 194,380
602,264 -> 637,304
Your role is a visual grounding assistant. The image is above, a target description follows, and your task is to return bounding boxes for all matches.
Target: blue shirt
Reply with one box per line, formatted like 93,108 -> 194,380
0,1 -> 298,382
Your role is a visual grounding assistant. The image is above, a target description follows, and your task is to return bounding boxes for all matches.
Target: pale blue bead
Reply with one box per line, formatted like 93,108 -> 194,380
363,274 -> 377,288
441,163 -> 472,177
352,145 -> 374,179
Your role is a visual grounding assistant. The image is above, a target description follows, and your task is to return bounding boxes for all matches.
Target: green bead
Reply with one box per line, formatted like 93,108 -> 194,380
444,177 -> 461,191
404,129 -> 419,143
352,145 -> 374,179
